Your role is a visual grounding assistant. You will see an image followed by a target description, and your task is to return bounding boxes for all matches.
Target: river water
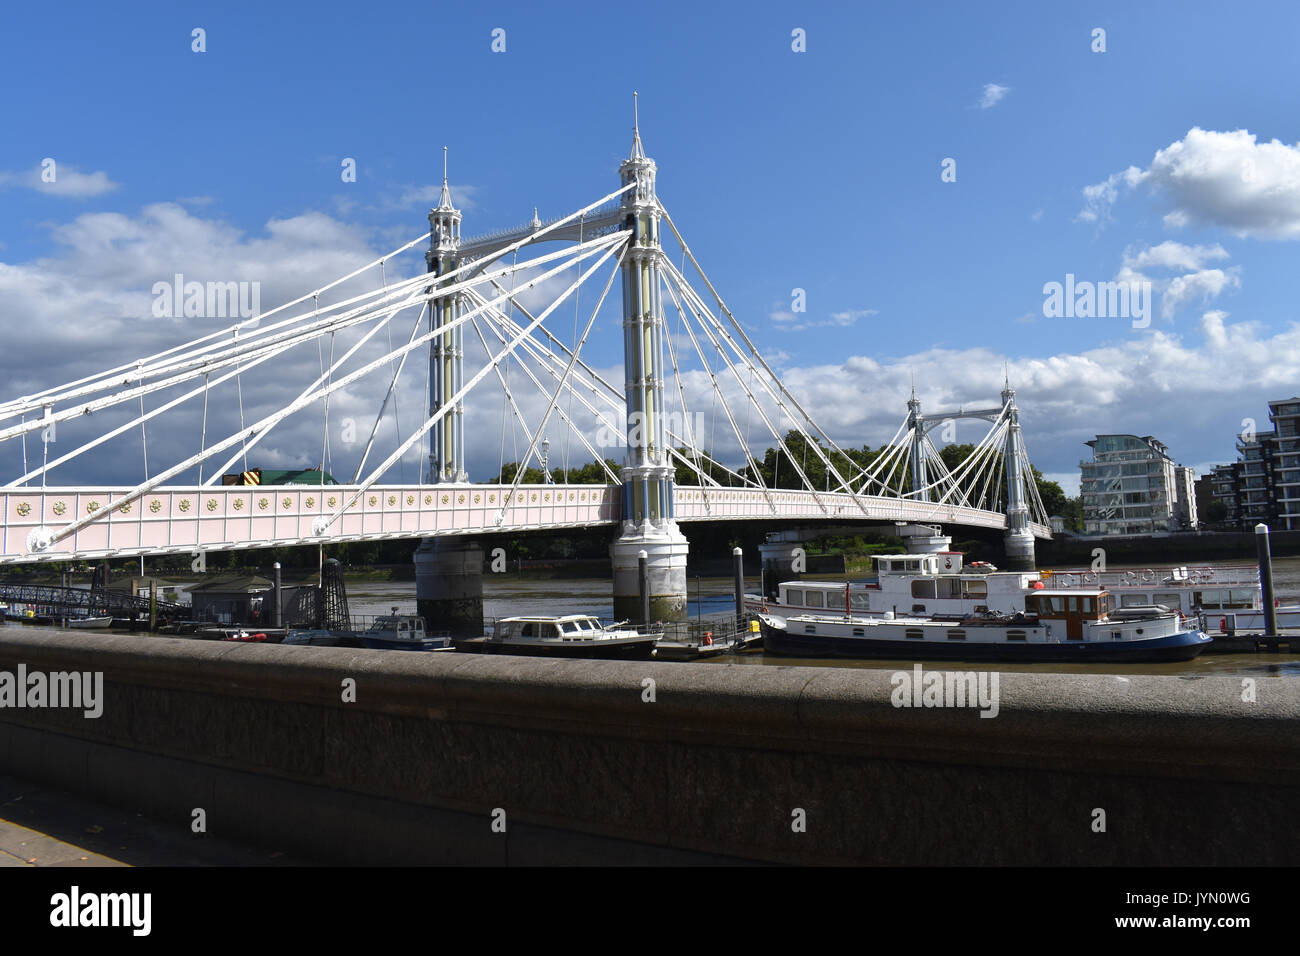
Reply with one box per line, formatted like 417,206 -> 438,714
344,556 -> 1300,679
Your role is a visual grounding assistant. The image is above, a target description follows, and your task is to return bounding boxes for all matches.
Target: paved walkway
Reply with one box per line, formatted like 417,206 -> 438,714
0,774 -> 311,866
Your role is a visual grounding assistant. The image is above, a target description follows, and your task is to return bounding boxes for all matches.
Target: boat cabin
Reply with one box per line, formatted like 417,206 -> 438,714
494,615 -> 606,642
1024,588 -> 1113,640
368,614 -> 426,640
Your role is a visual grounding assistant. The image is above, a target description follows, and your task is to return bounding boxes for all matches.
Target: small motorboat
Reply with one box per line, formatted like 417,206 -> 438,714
469,614 -> 658,659
358,609 -> 453,651
66,616 -> 113,630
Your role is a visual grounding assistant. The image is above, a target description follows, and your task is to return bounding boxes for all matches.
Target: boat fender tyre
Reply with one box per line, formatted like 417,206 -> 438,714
1142,569 -> 1155,583
1083,572 -> 1097,584
1122,571 -> 1137,584
1199,568 -> 1214,583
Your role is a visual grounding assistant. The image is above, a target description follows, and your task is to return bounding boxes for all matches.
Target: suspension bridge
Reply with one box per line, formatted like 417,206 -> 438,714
0,103 -> 1051,624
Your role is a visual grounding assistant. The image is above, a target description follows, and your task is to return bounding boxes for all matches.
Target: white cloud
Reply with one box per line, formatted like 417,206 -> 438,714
978,83 -> 1010,109
0,164 -> 119,198
1078,128 -> 1300,238
1114,240 -> 1240,320
1075,166 -> 1144,223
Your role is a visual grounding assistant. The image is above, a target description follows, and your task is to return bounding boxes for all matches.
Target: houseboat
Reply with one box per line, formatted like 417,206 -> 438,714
744,551 -> 1297,626
469,615 -> 657,659
759,587 -> 1212,662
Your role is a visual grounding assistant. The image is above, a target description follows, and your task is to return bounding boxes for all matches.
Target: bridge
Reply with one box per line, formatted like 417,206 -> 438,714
0,101 -> 1050,625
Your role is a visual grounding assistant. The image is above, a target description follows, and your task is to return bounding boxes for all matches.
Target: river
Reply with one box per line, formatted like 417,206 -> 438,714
342,555 -> 1300,678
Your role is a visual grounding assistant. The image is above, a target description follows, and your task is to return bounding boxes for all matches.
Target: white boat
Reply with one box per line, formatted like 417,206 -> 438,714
759,587 -> 1212,662
66,616 -> 113,630
472,615 -> 658,659
744,550 -> 1296,626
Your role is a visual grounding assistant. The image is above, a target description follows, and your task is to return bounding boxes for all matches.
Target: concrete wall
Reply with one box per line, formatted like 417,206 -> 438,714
0,629 -> 1297,865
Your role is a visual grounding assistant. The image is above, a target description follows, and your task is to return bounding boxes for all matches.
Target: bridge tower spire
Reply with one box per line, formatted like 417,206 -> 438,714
906,385 -> 927,501
425,146 -> 467,483
610,97 -> 689,621
1000,380 -> 1036,569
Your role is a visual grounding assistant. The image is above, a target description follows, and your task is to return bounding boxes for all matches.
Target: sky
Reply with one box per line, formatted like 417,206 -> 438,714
3,0 -> 1300,497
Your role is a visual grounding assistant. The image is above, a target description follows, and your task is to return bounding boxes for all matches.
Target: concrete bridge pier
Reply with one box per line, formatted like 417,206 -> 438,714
1003,527 -> 1036,571
611,528 -> 688,623
414,537 -> 484,637
759,535 -> 806,598
896,523 -> 952,555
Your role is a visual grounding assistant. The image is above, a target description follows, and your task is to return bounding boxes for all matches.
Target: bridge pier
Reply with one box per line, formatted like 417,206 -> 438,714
414,537 -> 484,638
758,536 -> 804,598
612,529 -> 688,622
1003,528 -> 1036,571
896,523 -> 952,555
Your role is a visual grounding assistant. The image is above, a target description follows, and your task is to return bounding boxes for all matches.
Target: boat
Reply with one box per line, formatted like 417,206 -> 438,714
358,609 -> 453,651
758,587 -> 1212,662
468,615 -> 658,659
744,550 -> 1298,626
283,628 -> 365,648
65,616 -> 113,630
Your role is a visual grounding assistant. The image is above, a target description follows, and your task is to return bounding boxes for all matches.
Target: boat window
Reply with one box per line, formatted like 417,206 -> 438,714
911,580 -> 936,599
905,628 -> 924,640
1080,597 -> 1094,615
1154,592 -> 1181,609
786,589 -> 804,605
521,623 -> 535,637
852,628 -> 865,636
1006,630 -> 1027,641
1050,597 -> 1065,613
1068,597 -> 1079,613
804,625 -> 816,633
1121,593 -> 1148,607
806,591 -> 825,608
850,593 -> 871,610
1229,589 -> 1255,608
947,629 -> 966,641
962,580 -> 988,599
937,578 -> 961,599
905,560 -> 920,571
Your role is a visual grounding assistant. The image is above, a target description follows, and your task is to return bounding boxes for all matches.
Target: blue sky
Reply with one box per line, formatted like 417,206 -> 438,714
3,0 -> 1300,494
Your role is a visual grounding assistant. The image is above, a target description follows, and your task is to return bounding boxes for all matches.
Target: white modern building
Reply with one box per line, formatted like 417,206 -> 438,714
1080,434 -> 1195,535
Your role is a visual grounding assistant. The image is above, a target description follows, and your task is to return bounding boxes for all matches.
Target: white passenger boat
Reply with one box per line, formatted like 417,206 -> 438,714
759,588 -> 1212,662
744,550 -> 1297,626
472,615 -> 658,659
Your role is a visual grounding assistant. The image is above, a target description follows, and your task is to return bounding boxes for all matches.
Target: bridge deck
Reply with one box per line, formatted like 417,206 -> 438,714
0,484 -> 1042,564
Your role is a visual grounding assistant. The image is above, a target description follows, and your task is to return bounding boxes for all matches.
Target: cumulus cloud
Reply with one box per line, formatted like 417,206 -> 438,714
978,83 -> 1010,109
1114,240 -> 1240,320
771,305 -> 878,332
0,164 -> 119,198
1078,128 -> 1300,238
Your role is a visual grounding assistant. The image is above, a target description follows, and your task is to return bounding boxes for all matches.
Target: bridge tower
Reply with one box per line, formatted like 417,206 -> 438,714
1000,382 -> 1036,570
906,386 -> 927,500
414,149 -> 483,637
610,106 -> 689,621
425,148 -> 467,484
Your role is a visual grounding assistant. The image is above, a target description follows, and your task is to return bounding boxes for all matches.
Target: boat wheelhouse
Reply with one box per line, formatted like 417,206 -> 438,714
744,551 -> 1038,620
359,609 -> 453,651
758,586 -> 1212,662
